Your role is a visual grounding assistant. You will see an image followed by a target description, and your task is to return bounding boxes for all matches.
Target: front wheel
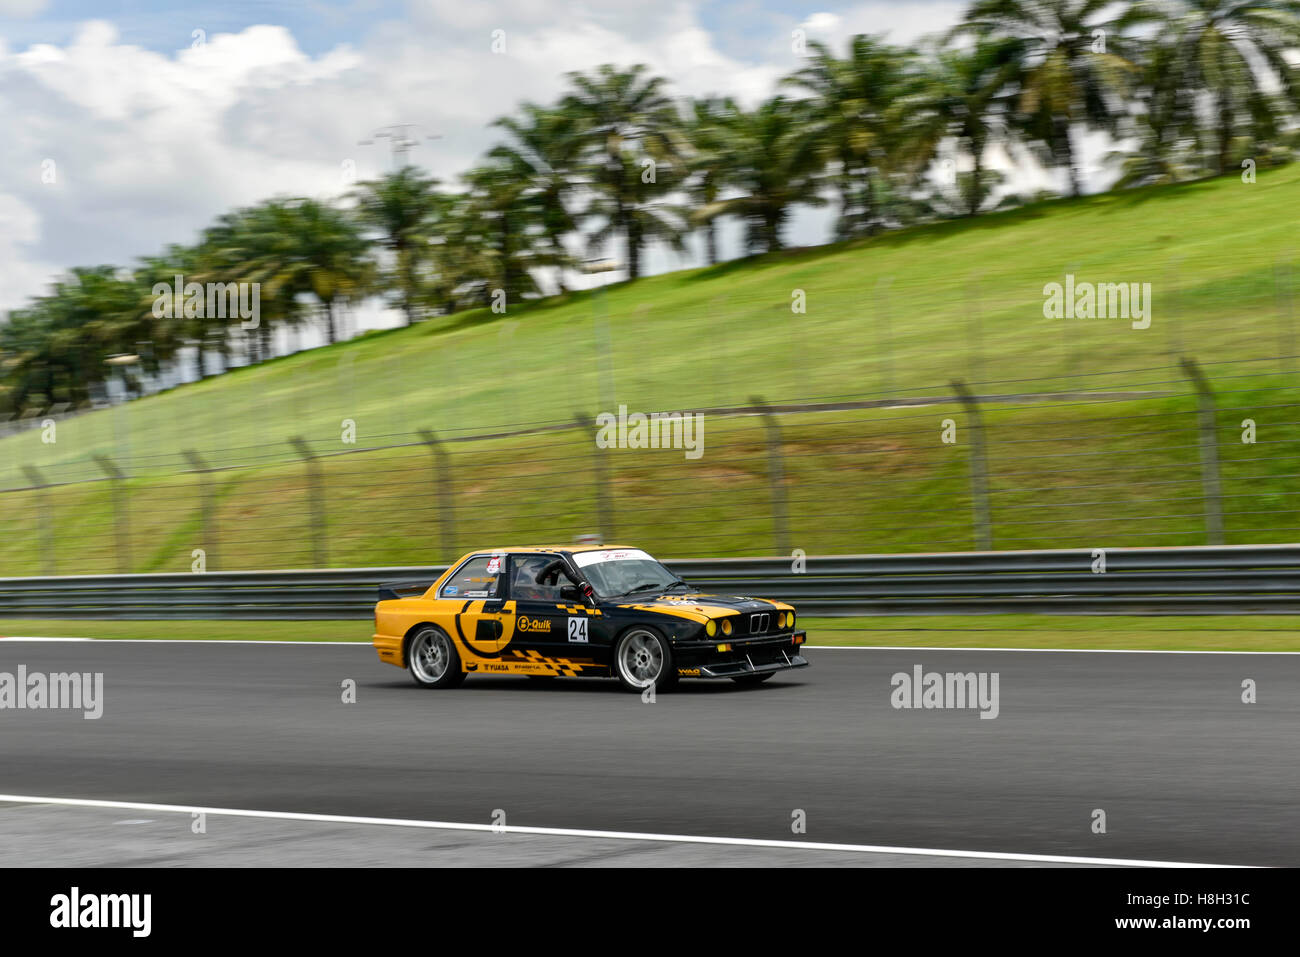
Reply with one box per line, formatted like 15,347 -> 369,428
613,628 -> 677,693
407,626 -> 465,688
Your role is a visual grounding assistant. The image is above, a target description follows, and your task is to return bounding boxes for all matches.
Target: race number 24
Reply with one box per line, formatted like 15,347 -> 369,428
567,617 -> 589,643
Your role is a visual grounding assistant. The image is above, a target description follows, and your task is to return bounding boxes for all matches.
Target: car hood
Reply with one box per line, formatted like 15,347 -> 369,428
617,592 -> 790,619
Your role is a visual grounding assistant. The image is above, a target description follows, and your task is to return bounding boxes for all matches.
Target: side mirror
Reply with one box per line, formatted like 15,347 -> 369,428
559,584 -> 580,601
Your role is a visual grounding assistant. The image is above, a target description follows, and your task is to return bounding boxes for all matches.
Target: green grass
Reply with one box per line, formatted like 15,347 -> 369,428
5,165 -> 1298,487
2,166 -> 1299,574
3,616 -> 1297,651
5,377 -> 1300,573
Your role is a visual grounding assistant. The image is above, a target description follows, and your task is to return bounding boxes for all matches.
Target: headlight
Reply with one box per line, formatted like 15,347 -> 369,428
720,618 -> 732,636
777,611 -> 787,628
787,611 -> 795,629
705,619 -> 716,637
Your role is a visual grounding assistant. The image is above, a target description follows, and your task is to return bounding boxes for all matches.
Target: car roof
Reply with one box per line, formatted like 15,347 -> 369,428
471,544 -> 642,555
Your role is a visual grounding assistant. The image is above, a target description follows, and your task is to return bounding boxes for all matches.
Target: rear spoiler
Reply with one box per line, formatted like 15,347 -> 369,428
378,580 -> 431,601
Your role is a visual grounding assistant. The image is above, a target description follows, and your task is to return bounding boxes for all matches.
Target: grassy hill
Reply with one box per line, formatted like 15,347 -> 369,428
1,166 -> 1298,575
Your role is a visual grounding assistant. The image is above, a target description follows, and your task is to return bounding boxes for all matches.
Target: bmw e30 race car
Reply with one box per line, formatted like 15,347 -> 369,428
372,545 -> 809,692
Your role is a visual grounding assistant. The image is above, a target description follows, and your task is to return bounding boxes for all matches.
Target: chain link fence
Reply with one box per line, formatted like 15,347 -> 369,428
3,357 -> 1300,576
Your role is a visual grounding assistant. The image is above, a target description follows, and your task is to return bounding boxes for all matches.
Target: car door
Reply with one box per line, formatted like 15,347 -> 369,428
438,554 -> 512,656
507,554 -> 588,660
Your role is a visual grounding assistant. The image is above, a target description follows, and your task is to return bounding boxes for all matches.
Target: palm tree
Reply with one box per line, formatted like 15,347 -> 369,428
682,97 -> 738,265
1107,28 -> 1204,186
0,266 -> 149,409
783,35 -> 916,237
690,97 -> 826,255
894,39 -> 1022,216
561,64 -> 683,279
349,166 -> 447,326
490,104 -> 581,290
456,162 -> 551,309
960,0 -> 1136,196
1134,0 -> 1300,174
584,152 -> 687,270
235,199 -> 373,345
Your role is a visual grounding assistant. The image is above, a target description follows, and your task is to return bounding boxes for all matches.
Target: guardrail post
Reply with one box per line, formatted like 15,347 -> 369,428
93,453 -> 131,573
1180,358 -> 1225,545
575,412 -> 614,543
182,449 -> 219,572
751,397 -> 790,555
289,437 -> 328,567
951,381 -> 993,551
418,429 -> 455,561
21,465 -> 56,575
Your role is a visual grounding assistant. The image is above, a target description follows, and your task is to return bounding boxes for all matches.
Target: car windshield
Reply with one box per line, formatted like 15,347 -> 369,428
573,548 -> 684,599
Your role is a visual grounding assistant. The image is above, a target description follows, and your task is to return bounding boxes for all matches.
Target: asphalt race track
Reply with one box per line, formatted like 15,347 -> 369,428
1,640 -> 1297,867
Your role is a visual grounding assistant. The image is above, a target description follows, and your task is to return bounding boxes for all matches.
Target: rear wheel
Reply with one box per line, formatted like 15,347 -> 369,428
731,672 -> 775,686
407,626 -> 465,688
614,628 -> 677,693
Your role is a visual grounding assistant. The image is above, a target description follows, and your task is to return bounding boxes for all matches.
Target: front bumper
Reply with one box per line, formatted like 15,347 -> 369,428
674,630 -> 809,679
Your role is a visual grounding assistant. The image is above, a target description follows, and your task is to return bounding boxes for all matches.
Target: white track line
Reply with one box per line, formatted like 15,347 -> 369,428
0,793 -> 1240,867
0,637 -> 94,642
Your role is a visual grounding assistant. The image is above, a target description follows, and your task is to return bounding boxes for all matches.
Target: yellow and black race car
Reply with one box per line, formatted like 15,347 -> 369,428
372,545 -> 809,692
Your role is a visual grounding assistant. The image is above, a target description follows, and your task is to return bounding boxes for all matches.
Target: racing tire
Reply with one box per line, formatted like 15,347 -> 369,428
613,627 -> 678,694
731,672 -> 776,686
407,625 -> 466,688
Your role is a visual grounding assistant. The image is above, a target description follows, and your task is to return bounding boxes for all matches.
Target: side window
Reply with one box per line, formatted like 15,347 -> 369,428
439,555 -> 504,600
509,555 -> 570,602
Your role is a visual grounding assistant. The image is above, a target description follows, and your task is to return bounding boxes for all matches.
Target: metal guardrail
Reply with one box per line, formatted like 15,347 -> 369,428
3,544 -> 1300,620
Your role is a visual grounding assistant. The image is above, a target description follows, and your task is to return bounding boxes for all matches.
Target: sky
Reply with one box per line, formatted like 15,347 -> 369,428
0,0 -> 1088,337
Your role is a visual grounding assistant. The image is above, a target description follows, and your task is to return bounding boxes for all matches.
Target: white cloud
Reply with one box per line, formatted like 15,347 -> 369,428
0,4 -> 793,318
0,0 -> 48,18
0,1 -> 1112,326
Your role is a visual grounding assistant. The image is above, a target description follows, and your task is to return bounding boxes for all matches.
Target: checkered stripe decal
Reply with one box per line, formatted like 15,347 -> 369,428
509,648 -> 587,677
554,604 -> 603,616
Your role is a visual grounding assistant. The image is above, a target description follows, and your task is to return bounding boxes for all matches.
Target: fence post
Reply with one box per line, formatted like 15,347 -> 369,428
289,437 -> 328,567
1277,254 -> 1295,374
1180,358 -> 1225,545
575,412 -> 614,544
182,449 -> 219,572
876,276 -> 895,396
418,429 -> 455,561
93,453 -> 131,573
751,397 -> 790,556
951,381 -> 993,551
966,273 -> 984,385
21,465 -> 56,576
